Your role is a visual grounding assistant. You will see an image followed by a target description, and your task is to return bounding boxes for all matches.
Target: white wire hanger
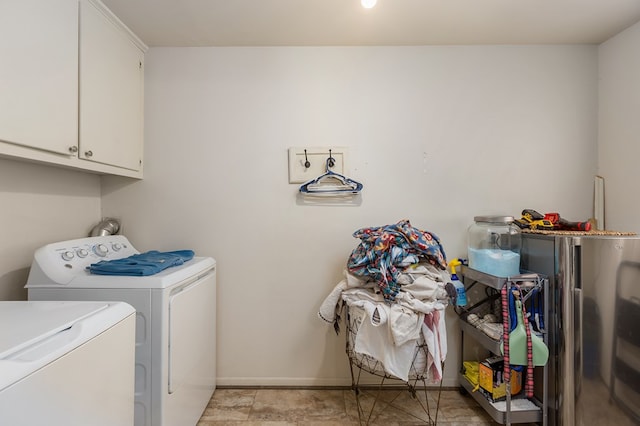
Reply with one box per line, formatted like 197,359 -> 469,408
299,154 -> 363,197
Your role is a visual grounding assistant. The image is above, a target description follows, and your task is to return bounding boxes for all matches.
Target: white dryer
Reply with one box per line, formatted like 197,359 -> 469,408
26,235 -> 216,426
0,300 -> 135,426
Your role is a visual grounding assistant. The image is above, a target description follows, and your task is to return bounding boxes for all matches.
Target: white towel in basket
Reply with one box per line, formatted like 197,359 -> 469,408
354,305 -> 419,382
389,304 -> 423,346
342,288 -> 388,326
318,272 -> 377,324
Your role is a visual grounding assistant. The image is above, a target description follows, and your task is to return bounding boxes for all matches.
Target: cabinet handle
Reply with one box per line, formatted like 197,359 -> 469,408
69,146 -> 78,153
85,150 -> 93,157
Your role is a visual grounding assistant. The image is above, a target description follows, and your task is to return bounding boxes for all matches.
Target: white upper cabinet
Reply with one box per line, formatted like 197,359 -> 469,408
0,0 -> 78,156
0,0 -> 147,178
79,0 -> 145,172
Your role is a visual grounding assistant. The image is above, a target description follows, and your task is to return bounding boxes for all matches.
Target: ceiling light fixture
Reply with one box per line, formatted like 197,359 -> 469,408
361,0 -> 377,9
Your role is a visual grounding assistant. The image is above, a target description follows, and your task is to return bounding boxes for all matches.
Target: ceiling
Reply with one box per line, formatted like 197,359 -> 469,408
101,0 -> 640,47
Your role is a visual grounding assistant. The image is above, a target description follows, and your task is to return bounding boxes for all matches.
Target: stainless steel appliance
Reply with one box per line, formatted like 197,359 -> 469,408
521,233 -> 640,426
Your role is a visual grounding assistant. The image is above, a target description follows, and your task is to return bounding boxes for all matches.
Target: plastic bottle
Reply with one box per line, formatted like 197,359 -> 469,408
448,259 -> 467,307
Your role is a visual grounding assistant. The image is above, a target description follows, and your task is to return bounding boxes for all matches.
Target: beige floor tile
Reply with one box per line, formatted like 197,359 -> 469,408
200,389 -> 257,421
199,388 -> 529,425
198,406 -> 252,422
198,422 -> 296,426
249,389 -> 353,423
349,389 -> 434,423
208,388 -> 257,408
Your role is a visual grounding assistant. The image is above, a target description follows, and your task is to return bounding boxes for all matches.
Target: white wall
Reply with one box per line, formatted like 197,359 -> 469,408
598,21 -> 640,234
0,158 -> 101,300
101,45 -> 598,386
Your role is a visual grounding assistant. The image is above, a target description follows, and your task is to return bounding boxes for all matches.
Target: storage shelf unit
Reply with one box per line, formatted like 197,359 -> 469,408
458,372 -> 542,424
459,266 -> 548,426
459,319 -> 502,354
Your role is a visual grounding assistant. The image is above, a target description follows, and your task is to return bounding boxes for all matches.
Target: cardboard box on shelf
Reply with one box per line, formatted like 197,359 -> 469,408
478,356 -> 522,402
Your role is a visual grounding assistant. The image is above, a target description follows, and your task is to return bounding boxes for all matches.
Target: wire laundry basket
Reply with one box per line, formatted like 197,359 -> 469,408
344,302 -> 444,425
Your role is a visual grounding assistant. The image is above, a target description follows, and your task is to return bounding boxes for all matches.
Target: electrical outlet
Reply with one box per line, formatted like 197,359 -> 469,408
288,147 -> 349,184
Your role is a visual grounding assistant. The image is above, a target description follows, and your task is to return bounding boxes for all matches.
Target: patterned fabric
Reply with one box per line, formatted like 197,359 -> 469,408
503,284 -> 534,399
501,285 -> 511,386
347,219 -> 447,301
515,284 -> 535,398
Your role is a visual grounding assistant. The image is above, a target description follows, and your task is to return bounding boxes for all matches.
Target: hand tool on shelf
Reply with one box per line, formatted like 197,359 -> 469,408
515,209 -> 592,231
514,209 -> 555,230
543,212 -> 592,231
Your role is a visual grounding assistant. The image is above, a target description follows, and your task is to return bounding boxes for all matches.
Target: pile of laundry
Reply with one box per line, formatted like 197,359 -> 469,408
319,220 -> 454,382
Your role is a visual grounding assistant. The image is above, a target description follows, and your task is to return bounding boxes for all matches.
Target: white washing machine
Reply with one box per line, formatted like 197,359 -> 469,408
0,300 -> 135,426
26,235 -> 216,426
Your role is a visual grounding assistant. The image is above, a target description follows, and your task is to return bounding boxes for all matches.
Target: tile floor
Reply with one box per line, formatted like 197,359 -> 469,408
197,387 -> 512,425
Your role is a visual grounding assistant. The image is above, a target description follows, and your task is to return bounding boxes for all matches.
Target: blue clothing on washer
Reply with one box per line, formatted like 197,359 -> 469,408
88,250 -> 195,276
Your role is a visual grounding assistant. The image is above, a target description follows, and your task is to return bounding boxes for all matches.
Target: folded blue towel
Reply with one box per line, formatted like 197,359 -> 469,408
88,250 -> 195,276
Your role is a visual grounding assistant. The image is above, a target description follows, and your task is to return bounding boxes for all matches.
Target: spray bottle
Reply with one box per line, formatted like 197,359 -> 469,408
448,258 -> 468,307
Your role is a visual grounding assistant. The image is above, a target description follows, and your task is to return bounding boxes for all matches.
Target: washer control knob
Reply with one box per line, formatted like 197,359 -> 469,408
76,248 -> 89,258
112,243 -> 122,251
61,251 -> 75,261
94,244 -> 109,257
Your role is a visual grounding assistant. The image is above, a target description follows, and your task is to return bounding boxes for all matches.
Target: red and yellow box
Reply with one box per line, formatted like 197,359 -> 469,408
478,356 -> 522,402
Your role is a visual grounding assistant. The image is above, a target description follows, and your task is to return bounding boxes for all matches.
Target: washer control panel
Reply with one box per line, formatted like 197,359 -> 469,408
26,235 -> 143,286
42,235 -> 139,272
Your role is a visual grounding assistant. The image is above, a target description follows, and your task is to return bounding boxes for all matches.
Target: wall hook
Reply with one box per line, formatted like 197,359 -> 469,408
303,149 -> 311,169
327,149 -> 335,169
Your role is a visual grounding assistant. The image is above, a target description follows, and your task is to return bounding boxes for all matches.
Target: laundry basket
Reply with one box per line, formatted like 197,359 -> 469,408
344,302 -> 444,425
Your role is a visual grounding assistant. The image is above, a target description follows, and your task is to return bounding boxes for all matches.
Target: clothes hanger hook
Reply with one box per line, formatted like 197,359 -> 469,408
327,150 -> 335,168
304,149 -> 311,169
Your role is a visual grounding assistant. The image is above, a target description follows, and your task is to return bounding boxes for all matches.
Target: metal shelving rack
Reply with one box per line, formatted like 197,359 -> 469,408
458,266 -> 548,426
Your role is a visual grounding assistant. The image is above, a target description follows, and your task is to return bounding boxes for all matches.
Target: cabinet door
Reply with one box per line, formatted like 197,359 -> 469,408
0,0 -> 78,155
79,0 -> 144,171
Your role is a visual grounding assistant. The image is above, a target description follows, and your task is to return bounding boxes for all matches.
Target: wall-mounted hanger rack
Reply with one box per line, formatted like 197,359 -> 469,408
299,152 -> 363,197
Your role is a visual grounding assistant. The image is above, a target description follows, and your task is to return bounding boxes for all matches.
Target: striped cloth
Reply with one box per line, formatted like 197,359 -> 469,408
501,284 -> 511,386
515,284 -> 535,398
502,283 -> 535,399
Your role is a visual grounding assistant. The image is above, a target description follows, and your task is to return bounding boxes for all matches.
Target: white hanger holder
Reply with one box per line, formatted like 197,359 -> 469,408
288,146 -> 349,184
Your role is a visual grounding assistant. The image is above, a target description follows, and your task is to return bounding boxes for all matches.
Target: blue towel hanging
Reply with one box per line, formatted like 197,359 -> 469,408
88,250 -> 195,276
